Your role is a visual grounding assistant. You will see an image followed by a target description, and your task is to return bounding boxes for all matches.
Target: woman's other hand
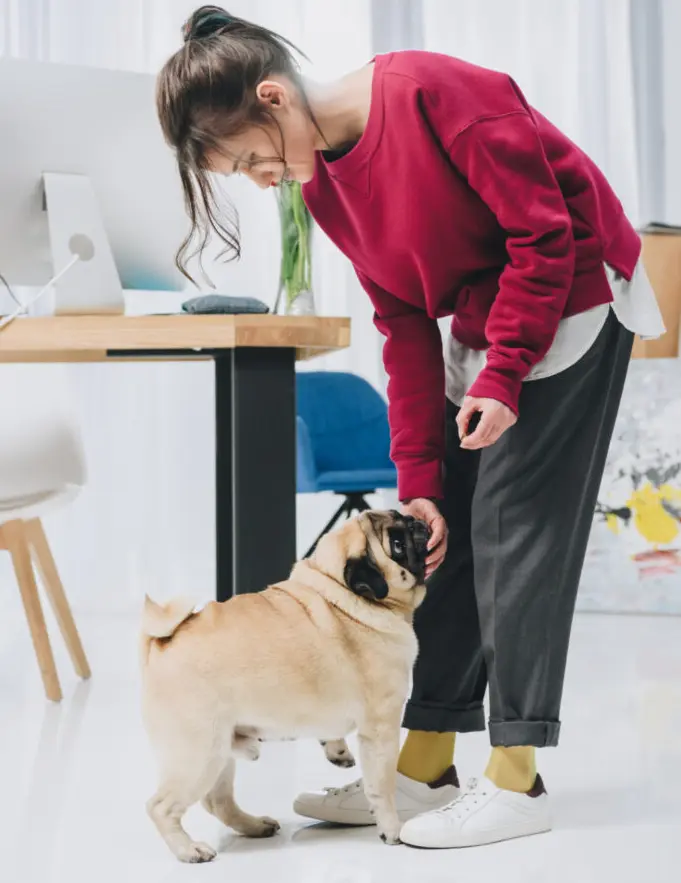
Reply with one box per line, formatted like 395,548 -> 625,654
457,396 -> 517,450
402,497 -> 447,578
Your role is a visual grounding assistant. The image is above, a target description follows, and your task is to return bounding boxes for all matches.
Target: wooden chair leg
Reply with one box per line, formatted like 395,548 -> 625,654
25,519 -> 91,680
1,521 -> 62,702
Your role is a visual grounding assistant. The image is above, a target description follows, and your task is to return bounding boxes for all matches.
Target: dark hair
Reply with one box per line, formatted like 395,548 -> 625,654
157,6 -> 307,282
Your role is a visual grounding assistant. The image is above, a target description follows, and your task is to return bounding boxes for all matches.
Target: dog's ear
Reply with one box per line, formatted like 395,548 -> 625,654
343,553 -> 389,601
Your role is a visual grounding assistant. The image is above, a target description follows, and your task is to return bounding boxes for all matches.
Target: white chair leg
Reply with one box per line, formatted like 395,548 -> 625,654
25,519 -> 91,680
0,520 -> 62,702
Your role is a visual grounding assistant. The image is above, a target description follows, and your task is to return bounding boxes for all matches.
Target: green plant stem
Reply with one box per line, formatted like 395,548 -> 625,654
277,182 -> 312,307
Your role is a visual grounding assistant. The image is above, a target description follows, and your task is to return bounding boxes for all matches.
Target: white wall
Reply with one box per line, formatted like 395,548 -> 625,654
662,0 -> 681,223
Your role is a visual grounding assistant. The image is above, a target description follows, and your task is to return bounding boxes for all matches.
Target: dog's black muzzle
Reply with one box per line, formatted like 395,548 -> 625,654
406,517 -> 430,559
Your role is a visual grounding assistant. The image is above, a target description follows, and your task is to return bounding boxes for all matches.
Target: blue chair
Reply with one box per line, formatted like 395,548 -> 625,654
296,371 -> 397,557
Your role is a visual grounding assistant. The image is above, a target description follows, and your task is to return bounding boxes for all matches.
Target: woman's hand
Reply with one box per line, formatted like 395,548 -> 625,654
457,396 -> 517,450
402,497 -> 447,578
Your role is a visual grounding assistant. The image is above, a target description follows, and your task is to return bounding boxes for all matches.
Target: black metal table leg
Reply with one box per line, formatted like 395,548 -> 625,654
214,348 -> 297,600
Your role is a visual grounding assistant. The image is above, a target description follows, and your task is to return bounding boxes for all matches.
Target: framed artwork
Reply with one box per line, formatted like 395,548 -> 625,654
579,360 -> 681,614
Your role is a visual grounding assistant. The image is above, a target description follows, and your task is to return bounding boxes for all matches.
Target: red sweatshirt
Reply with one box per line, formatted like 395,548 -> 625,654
302,51 -> 640,501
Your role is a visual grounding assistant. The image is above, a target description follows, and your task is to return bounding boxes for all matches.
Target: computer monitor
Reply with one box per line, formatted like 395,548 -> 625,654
0,57 -> 188,314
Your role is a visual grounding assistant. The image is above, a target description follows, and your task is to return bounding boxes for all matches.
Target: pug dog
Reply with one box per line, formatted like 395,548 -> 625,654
140,510 -> 430,862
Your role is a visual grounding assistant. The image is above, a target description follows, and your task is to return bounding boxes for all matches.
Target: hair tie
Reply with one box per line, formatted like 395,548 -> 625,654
183,6 -> 234,44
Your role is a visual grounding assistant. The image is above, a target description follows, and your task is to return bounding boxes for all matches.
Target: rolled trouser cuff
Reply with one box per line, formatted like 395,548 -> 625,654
403,700 -> 486,733
489,719 -> 561,748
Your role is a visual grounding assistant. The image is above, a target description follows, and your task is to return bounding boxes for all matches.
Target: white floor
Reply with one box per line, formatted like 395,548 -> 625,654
1,608 -> 680,883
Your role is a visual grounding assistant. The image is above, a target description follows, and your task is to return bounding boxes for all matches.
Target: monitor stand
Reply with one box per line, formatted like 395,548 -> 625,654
43,172 -> 125,315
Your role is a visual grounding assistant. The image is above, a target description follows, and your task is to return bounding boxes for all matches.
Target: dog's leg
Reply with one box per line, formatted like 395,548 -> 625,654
202,757 -> 280,838
146,755 -> 223,863
357,717 -> 402,845
320,738 -> 356,769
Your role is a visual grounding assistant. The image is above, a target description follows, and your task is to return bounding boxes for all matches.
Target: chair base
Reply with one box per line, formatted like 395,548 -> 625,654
304,491 -> 375,559
0,518 -> 91,702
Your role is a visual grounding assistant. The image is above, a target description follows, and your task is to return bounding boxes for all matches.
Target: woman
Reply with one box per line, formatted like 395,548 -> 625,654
157,6 -> 663,849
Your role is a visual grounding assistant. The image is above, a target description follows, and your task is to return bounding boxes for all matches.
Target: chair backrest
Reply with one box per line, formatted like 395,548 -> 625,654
0,365 -> 86,503
296,371 -> 392,474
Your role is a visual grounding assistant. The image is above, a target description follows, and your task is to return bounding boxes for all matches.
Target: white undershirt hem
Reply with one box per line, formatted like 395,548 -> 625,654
445,258 -> 666,407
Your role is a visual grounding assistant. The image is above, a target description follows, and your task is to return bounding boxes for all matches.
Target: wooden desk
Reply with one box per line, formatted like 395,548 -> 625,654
0,314 -> 351,600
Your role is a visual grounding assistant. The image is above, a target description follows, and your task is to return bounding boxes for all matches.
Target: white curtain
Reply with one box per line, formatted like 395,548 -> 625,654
661,0 -> 681,223
631,0 -> 665,225
422,0 -> 642,225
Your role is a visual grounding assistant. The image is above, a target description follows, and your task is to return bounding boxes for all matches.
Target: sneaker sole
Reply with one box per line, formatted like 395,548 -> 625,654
292,800 -> 376,826
401,823 -> 552,849
292,801 -> 430,827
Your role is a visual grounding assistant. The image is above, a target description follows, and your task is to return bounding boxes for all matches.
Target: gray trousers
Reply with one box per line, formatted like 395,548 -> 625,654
403,311 -> 634,747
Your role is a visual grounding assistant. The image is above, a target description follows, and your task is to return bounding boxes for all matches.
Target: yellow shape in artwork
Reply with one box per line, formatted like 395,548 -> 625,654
605,512 -> 621,535
625,482 -> 681,547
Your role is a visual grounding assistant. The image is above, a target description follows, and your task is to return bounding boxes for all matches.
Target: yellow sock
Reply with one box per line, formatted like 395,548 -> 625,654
397,730 -> 456,784
485,746 -> 537,793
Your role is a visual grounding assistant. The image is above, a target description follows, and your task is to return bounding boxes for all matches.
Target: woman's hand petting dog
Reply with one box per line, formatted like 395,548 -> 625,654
402,498 -> 447,578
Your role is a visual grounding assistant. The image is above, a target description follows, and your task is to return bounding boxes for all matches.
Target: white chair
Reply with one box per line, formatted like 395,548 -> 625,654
0,365 -> 90,701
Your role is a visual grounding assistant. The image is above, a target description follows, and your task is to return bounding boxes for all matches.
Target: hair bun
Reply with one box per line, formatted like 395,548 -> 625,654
182,6 -> 234,43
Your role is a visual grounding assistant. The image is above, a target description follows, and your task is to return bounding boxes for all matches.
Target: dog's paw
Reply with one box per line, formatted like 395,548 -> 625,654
322,739 -> 356,769
232,734 -> 261,762
243,816 -> 281,839
176,841 -> 217,863
329,753 -> 356,769
241,743 -> 261,762
379,830 -> 402,846
378,817 -> 402,846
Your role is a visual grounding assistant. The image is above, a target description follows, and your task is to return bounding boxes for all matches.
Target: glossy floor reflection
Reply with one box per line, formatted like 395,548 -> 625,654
1,609 -> 680,883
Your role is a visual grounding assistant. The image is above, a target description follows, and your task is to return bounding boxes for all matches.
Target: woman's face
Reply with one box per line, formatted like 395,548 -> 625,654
208,79 -> 318,188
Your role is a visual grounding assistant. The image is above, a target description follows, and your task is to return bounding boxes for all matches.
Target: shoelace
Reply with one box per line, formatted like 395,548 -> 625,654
324,778 -> 364,797
435,777 -> 489,819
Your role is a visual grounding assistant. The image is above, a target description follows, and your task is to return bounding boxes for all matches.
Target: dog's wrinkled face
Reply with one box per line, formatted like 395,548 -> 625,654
318,510 -> 430,610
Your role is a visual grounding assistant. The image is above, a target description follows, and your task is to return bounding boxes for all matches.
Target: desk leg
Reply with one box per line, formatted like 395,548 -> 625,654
214,348 -> 297,601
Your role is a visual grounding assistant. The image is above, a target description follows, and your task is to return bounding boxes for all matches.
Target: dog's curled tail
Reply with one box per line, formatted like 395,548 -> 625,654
140,595 -> 196,662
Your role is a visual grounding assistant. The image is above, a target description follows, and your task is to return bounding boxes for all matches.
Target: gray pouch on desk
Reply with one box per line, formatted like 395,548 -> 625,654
182,295 -> 270,314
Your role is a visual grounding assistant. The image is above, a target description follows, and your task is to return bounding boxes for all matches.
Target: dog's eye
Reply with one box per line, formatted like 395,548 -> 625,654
391,538 -> 405,557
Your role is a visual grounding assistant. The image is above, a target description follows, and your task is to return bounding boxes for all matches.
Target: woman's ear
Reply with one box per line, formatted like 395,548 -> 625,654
256,79 -> 289,110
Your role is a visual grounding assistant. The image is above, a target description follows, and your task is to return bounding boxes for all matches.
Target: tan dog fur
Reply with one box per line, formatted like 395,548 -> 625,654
140,510 -> 427,862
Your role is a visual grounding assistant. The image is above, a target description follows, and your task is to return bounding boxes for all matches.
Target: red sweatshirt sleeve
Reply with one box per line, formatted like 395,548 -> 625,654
356,270 -> 445,501
448,112 -> 576,413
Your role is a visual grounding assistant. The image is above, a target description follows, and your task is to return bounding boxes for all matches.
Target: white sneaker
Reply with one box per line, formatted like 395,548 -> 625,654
400,775 -> 551,849
293,766 -> 460,826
